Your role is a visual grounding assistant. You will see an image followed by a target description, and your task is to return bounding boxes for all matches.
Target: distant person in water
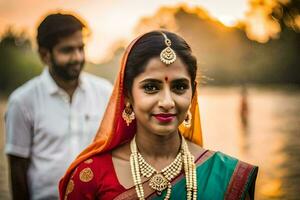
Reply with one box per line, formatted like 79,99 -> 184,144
240,84 -> 249,127
5,12 -> 112,200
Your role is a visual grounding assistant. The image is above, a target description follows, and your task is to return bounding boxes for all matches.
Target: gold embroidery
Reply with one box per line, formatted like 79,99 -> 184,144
84,159 -> 93,164
71,167 -> 78,178
79,167 -> 94,182
64,180 -> 74,200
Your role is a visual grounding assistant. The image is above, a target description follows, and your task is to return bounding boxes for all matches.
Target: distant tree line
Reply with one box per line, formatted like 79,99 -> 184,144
0,28 -> 42,96
171,4 -> 300,85
1,1 -> 299,96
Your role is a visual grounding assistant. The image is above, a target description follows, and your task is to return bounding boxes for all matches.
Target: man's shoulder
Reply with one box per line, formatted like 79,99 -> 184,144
8,75 -> 42,104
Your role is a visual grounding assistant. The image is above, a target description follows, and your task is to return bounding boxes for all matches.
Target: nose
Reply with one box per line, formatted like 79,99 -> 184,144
158,88 -> 175,111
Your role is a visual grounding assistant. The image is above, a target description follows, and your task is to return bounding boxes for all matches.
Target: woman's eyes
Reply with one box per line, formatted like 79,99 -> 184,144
142,83 -> 189,94
172,83 -> 189,93
143,84 -> 159,93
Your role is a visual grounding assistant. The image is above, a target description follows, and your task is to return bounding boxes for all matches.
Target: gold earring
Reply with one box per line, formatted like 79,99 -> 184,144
183,110 -> 192,128
122,103 -> 135,126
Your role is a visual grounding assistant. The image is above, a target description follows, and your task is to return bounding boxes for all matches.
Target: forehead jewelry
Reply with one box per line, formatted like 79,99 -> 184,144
160,32 -> 177,65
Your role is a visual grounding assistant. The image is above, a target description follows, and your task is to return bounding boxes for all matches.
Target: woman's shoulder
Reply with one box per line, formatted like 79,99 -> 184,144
68,152 -> 114,186
212,151 -> 258,170
193,150 -> 258,199
74,152 -> 114,176
211,151 -> 259,199
64,152 -> 116,199
186,143 -> 258,175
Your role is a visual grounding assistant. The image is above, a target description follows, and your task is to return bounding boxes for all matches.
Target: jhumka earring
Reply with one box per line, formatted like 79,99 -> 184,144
122,102 -> 135,126
183,110 -> 192,128
160,32 -> 177,65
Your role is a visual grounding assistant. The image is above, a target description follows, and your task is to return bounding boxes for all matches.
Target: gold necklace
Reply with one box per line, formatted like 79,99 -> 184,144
138,142 -> 182,196
130,135 -> 198,200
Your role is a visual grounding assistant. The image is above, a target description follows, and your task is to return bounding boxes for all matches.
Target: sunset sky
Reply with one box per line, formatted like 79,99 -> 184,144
0,0 -> 267,62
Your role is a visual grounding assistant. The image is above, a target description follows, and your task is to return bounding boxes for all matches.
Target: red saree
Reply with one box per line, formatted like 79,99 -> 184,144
62,149 -> 257,200
61,149 -> 210,200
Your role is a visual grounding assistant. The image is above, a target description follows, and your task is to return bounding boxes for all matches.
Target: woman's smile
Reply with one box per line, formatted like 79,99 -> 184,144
152,113 -> 177,123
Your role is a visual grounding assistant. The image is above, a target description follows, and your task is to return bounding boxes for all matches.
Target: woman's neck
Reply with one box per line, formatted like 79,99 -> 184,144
135,129 -> 181,160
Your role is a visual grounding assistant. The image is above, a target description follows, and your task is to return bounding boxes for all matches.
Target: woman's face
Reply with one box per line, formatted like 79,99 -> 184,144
130,56 -> 193,137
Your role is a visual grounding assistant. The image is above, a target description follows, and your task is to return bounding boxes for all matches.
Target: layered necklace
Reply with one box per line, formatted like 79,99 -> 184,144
130,135 -> 197,200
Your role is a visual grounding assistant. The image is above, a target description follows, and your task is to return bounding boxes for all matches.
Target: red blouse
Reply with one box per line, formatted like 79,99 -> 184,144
64,153 -> 126,200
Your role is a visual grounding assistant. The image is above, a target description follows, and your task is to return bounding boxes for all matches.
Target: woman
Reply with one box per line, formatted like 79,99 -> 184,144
59,31 -> 258,200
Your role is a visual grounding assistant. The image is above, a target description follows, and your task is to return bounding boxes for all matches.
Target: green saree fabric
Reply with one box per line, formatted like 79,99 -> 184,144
149,151 -> 258,200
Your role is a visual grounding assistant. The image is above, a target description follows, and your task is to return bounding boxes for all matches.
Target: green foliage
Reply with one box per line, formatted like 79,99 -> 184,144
0,29 -> 42,96
271,0 -> 300,32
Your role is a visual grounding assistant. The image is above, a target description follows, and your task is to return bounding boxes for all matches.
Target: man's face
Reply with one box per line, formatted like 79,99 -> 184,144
49,30 -> 85,80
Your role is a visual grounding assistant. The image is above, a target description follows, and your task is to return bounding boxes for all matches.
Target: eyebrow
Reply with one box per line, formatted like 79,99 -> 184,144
139,79 -> 163,84
172,78 -> 190,83
139,78 -> 190,84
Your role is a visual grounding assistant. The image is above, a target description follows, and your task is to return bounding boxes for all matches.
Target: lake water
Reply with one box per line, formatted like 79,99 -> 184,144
1,86 -> 299,199
199,86 -> 300,200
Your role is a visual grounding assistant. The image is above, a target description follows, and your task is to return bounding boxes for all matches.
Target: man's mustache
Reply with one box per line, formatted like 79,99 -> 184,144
66,61 -> 85,67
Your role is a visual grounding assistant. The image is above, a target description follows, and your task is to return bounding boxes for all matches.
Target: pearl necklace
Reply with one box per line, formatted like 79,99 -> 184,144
130,135 -> 197,200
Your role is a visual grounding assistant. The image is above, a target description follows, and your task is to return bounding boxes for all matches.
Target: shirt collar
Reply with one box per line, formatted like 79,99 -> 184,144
41,67 -> 87,95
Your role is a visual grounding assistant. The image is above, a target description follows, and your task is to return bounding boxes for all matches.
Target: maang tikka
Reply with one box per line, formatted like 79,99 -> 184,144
160,32 -> 177,65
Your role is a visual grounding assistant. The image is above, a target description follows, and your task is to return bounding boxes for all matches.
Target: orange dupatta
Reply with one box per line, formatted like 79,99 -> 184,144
59,32 -> 203,199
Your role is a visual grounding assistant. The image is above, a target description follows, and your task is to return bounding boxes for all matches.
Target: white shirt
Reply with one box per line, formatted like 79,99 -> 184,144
5,68 -> 112,200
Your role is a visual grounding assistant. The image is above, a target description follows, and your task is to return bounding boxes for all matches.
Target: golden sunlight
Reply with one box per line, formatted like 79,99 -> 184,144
0,0 -> 252,63
218,15 -> 238,27
245,6 -> 281,42
0,0 -> 292,62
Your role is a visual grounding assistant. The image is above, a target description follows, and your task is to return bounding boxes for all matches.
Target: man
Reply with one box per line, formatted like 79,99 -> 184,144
5,12 -> 112,200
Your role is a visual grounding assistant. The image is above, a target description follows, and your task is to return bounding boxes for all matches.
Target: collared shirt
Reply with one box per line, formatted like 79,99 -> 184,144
5,68 -> 112,200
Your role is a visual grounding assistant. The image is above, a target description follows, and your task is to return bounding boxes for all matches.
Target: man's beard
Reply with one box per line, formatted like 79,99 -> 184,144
50,55 -> 85,81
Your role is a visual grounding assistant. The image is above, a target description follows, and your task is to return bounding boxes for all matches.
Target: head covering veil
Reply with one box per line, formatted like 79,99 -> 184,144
59,32 -> 203,198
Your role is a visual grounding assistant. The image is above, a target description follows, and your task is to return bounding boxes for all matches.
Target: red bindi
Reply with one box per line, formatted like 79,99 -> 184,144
164,77 -> 168,82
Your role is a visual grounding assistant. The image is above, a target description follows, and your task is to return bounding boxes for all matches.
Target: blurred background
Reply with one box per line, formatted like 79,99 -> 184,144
0,0 -> 299,199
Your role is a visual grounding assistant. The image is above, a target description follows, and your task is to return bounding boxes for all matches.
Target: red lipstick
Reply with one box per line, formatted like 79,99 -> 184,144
153,113 -> 176,123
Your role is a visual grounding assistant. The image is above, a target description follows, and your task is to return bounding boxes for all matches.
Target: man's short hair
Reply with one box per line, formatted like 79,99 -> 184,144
37,12 -> 86,50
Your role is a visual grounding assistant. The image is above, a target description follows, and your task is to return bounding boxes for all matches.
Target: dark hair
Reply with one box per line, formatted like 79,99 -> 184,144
37,13 -> 86,50
124,30 -> 197,96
